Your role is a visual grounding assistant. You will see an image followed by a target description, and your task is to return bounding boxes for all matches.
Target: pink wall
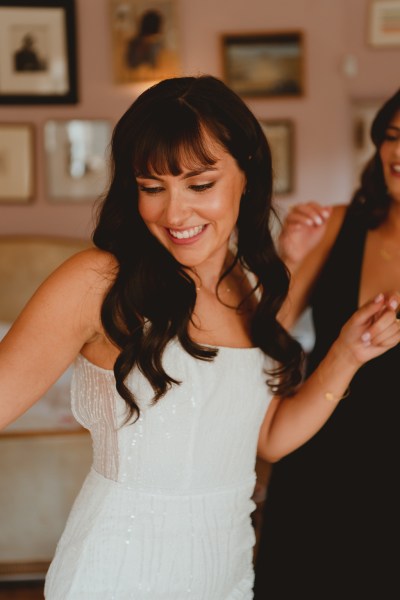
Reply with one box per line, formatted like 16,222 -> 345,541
0,0 -> 398,239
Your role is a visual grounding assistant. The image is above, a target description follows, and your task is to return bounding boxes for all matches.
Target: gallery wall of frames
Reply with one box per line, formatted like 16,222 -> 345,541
0,0 -> 399,238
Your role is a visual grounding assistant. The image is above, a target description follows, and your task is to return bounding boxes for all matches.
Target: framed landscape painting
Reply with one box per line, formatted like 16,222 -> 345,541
221,31 -> 304,98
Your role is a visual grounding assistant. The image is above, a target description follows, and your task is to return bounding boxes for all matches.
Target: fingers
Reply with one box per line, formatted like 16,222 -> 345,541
365,309 -> 400,347
286,202 -> 332,228
358,292 -> 400,347
351,292 -> 387,328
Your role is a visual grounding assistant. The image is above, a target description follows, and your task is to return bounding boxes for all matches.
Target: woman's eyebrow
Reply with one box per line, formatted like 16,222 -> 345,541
135,167 -> 218,180
387,125 -> 400,133
182,167 -> 218,179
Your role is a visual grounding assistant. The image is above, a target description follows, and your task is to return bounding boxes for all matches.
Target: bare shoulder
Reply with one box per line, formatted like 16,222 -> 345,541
10,247 -> 119,340
43,247 -> 119,297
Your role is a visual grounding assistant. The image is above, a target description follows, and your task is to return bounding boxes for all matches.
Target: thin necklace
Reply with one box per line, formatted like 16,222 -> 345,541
195,280 -> 231,293
379,243 -> 400,261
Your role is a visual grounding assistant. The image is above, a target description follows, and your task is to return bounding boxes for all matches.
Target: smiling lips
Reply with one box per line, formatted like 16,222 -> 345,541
167,224 -> 207,243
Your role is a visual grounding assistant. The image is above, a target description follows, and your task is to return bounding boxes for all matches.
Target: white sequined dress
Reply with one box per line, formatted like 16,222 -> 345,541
44,339 -> 271,599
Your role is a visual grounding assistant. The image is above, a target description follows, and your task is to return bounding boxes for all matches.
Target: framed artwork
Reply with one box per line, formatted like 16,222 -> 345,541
368,0 -> 400,47
351,98 -> 384,186
110,0 -> 181,83
259,119 -> 294,195
0,123 -> 35,203
0,0 -> 78,104
44,119 -> 112,202
221,31 -> 304,98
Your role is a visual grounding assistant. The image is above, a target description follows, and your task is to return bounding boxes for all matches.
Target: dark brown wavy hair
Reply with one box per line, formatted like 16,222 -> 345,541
350,88 -> 400,227
93,75 -> 303,421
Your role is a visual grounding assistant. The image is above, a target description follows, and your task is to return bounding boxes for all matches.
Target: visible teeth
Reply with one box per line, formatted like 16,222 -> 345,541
393,165 -> 400,172
169,225 -> 205,239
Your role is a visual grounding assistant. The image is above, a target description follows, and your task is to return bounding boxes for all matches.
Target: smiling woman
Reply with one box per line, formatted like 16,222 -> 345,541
136,143 -> 246,273
0,76 -> 399,600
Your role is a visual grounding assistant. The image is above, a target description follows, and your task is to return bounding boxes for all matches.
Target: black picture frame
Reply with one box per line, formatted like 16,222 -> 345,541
0,0 -> 78,104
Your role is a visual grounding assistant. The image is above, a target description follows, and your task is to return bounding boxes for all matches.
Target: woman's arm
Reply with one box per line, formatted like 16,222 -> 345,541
277,203 -> 347,329
0,248 -> 116,430
258,292 -> 400,462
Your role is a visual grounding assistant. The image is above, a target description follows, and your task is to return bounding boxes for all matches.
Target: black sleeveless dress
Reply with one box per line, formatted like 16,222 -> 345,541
254,206 -> 400,599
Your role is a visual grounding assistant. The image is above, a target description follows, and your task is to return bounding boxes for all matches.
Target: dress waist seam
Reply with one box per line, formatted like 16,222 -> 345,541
89,466 -> 256,497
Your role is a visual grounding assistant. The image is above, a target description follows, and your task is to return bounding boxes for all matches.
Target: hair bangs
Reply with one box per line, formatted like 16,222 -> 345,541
133,105 -> 220,177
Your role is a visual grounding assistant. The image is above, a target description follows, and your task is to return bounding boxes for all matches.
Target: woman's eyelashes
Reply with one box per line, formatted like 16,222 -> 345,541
137,181 -> 215,194
384,127 -> 400,142
189,182 -> 215,192
138,184 -> 164,194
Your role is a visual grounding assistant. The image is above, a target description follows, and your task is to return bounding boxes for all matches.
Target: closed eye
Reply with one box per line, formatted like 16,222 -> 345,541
189,182 -> 215,192
384,134 -> 400,142
138,185 -> 164,194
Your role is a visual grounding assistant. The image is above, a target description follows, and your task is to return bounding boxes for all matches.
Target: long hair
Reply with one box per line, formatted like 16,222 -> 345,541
350,88 -> 400,227
93,75 -> 303,421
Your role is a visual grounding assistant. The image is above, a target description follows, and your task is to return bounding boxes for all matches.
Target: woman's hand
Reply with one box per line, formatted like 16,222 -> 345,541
258,291 -> 400,462
278,202 -> 332,269
335,292 -> 400,367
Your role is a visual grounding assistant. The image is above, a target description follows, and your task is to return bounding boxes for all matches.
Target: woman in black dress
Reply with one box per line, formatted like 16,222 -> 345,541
254,89 -> 400,599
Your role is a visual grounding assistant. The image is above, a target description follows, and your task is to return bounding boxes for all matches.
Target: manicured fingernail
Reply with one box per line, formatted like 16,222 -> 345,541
361,332 -> 371,343
374,293 -> 384,303
306,218 -> 313,226
322,210 -> 330,218
314,216 -> 323,225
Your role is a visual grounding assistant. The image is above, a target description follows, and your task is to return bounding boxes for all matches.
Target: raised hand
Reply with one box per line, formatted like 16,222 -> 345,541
278,201 -> 332,269
336,292 -> 400,367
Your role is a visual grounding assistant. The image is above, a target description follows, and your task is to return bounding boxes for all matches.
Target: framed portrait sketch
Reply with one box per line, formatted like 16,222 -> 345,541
260,119 -> 294,195
368,0 -> 400,47
44,119 -> 112,202
0,0 -> 78,104
0,123 -> 35,203
110,0 -> 181,83
221,31 -> 304,98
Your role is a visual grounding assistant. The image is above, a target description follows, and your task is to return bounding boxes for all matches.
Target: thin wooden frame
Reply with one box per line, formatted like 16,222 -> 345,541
110,0 -> 181,83
259,119 -> 294,195
221,31 -> 304,98
0,123 -> 35,203
44,119 -> 112,203
0,0 -> 78,104
368,0 -> 400,47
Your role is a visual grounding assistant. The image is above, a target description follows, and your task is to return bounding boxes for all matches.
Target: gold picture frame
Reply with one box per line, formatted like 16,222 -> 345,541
0,123 -> 34,204
110,0 -> 181,84
259,119 -> 294,195
44,119 -> 112,203
368,0 -> 400,47
221,31 -> 304,98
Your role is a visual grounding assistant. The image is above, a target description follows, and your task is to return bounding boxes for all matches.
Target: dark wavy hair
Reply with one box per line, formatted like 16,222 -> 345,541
350,88 -> 400,227
93,75 -> 303,421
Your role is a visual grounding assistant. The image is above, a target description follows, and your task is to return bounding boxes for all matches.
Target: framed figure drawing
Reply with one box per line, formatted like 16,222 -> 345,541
260,119 -> 294,195
0,0 -> 78,104
110,0 -> 181,83
0,123 -> 35,203
221,31 -> 304,98
44,119 -> 112,202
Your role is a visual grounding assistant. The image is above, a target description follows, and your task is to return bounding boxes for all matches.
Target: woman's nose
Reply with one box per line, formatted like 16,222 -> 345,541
164,191 -> 191,226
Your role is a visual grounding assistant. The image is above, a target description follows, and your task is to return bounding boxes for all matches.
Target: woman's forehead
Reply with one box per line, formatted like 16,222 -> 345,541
137,132 -> 227,175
